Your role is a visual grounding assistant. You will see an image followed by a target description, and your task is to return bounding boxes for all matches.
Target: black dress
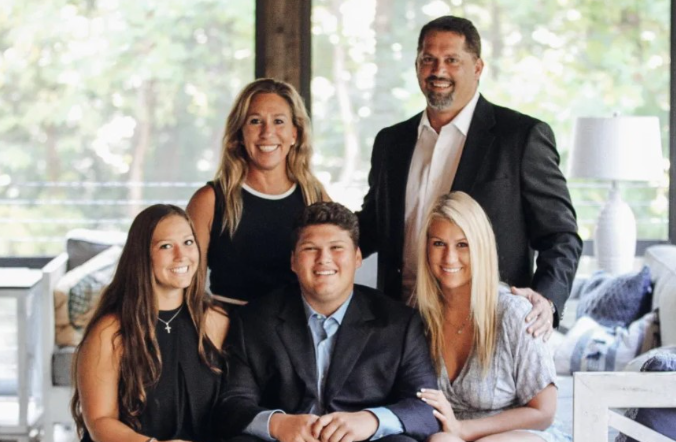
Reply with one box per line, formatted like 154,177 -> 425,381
206,180 -> 305,302
81,305 -> 223,442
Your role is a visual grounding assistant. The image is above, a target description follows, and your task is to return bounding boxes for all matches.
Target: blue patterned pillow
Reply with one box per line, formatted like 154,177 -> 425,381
576,266 -> 652,327
616,352 -> 676,442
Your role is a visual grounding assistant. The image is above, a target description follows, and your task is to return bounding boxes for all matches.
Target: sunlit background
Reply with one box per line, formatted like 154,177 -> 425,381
0,0 -> 670,257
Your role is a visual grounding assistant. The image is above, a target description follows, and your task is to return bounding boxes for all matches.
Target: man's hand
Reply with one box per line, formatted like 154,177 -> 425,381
312,411 -> 378,442
270,413 -> 321,442
511,287 -> 554,341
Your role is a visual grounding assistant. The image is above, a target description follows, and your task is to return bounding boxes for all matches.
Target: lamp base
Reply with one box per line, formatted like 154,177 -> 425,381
594,183 -> 636,275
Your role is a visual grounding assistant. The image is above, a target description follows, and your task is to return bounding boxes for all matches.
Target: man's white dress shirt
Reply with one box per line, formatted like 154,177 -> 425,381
401,89 -> 480,303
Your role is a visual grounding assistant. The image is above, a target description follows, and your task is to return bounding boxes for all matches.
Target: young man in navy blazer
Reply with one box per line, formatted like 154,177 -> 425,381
216,202 -> 439,442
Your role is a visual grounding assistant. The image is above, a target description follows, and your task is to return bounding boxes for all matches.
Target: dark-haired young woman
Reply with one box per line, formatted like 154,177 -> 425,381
71,204 -> 228,442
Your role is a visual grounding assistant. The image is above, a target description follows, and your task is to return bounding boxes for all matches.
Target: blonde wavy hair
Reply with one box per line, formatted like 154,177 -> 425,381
215,78 -> 325,237
415,192 -> 499,375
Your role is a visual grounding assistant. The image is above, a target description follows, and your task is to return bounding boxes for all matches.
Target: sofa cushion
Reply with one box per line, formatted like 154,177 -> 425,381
576,266 -> 652,327
52,346 -> 76,386
644,245 -> 676,346
554,311 -> 656,374
616,351 -> 676,442
624,345 -> 676,372
66,228 -> 126,271
54,246 -> 122,346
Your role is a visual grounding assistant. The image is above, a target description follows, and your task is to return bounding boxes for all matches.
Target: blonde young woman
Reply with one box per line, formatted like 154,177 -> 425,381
416,192 -> 569,442
187,78 -> 327,306
71,205 -> 228,442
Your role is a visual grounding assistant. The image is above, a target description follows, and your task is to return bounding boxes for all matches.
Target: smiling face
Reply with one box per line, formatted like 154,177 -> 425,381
426,218 -> 473,298
291,224 -> 362,316
150,215 -> 199,299
241,92 -> 298,175
416,30 -> 483,117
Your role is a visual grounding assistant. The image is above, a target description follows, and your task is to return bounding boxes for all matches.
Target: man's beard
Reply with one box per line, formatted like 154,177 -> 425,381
426,89 -> 455,110
423,77 -> 455,111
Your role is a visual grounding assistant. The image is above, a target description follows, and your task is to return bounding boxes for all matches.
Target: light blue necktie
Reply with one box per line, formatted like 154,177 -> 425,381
309,313 -> 339,413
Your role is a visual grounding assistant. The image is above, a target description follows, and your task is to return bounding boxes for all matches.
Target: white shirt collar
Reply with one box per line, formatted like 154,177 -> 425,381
417,88 -> 481,137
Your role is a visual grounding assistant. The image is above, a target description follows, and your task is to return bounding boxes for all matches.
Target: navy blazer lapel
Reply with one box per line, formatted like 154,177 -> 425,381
452,95 -> 496,193
323,288 -> 375,401
276,291 -> 318,399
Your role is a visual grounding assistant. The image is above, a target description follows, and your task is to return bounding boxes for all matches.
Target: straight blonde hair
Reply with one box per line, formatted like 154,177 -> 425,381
215,78 -> 325,237
415,192 -> 499,375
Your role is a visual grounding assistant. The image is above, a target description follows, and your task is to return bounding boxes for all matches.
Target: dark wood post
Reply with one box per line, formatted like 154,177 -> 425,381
256,0 -> 312,113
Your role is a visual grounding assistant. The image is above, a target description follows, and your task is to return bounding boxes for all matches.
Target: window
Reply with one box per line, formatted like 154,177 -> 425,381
0,0 -> 255,256
310,0 -> 670,245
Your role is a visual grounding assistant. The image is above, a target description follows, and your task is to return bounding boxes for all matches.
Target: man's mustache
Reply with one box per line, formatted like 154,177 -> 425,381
425,75 -> 454,84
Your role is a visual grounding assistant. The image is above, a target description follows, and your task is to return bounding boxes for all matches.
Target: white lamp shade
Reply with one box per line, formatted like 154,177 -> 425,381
569,116 -> 663,181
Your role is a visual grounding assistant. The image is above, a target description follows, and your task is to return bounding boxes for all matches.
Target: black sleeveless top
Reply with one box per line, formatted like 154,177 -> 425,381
81,305 -> 223,442
206,180 -> 305,302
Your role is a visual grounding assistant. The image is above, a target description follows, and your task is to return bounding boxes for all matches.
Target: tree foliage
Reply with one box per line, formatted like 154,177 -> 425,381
0,0 -> 254,255
0,0 -> 670,256
311,0 -> 670,240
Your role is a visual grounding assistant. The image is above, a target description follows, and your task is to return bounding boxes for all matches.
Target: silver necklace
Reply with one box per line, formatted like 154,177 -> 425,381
158,304 -> 184,334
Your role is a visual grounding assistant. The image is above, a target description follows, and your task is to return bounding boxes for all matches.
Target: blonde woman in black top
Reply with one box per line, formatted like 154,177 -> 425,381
188,78 -> 327,306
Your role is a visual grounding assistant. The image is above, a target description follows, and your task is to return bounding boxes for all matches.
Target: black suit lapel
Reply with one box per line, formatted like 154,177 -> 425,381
323,289 -> 375,401
276,292 -> 318,399
452,95 -> 496,193
391,113 -> 423,257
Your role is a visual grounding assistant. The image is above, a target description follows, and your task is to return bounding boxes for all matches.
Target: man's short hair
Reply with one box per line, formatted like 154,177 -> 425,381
292,202 -> 360,248
417,15 -> 482,59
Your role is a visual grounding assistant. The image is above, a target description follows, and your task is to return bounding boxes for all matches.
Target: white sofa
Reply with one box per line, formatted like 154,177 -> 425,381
40,229 -> 125,442
41,253 -> 71,442
557,245 -> 676,441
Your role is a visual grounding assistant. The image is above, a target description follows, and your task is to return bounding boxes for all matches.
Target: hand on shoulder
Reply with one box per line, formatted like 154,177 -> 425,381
510,287 -> 554,341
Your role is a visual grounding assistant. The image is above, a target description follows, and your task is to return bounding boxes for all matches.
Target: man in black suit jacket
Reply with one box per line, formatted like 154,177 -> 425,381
216,202 -> 439,442
358,16 -> 582,338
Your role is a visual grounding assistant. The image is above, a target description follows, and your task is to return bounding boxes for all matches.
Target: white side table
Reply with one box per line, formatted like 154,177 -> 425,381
0,268 -> 44,442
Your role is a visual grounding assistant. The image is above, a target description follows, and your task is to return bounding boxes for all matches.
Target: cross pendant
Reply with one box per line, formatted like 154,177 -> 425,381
165,324 -> 172,333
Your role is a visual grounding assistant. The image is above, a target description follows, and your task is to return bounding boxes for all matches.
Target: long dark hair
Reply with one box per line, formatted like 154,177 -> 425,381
71,204 -> 222,435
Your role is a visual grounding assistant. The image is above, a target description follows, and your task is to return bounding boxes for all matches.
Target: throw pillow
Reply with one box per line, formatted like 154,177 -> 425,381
576,266 -> 652,327
65,228 -> 126,271
644,245 -> 676,347
54,245 -> 122,346
616,351 -> 676,442
554,311 -> 657,374
624,345 -> 676,372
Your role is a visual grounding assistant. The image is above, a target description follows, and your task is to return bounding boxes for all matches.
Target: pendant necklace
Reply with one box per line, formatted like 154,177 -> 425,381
455,313 -> 472,335
158,304 -> 184,334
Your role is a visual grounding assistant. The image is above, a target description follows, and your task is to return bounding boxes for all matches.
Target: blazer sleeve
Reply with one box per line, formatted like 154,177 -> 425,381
520,121 -> 582,321
213,314 -> 269,438
385,312 -> 441,439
